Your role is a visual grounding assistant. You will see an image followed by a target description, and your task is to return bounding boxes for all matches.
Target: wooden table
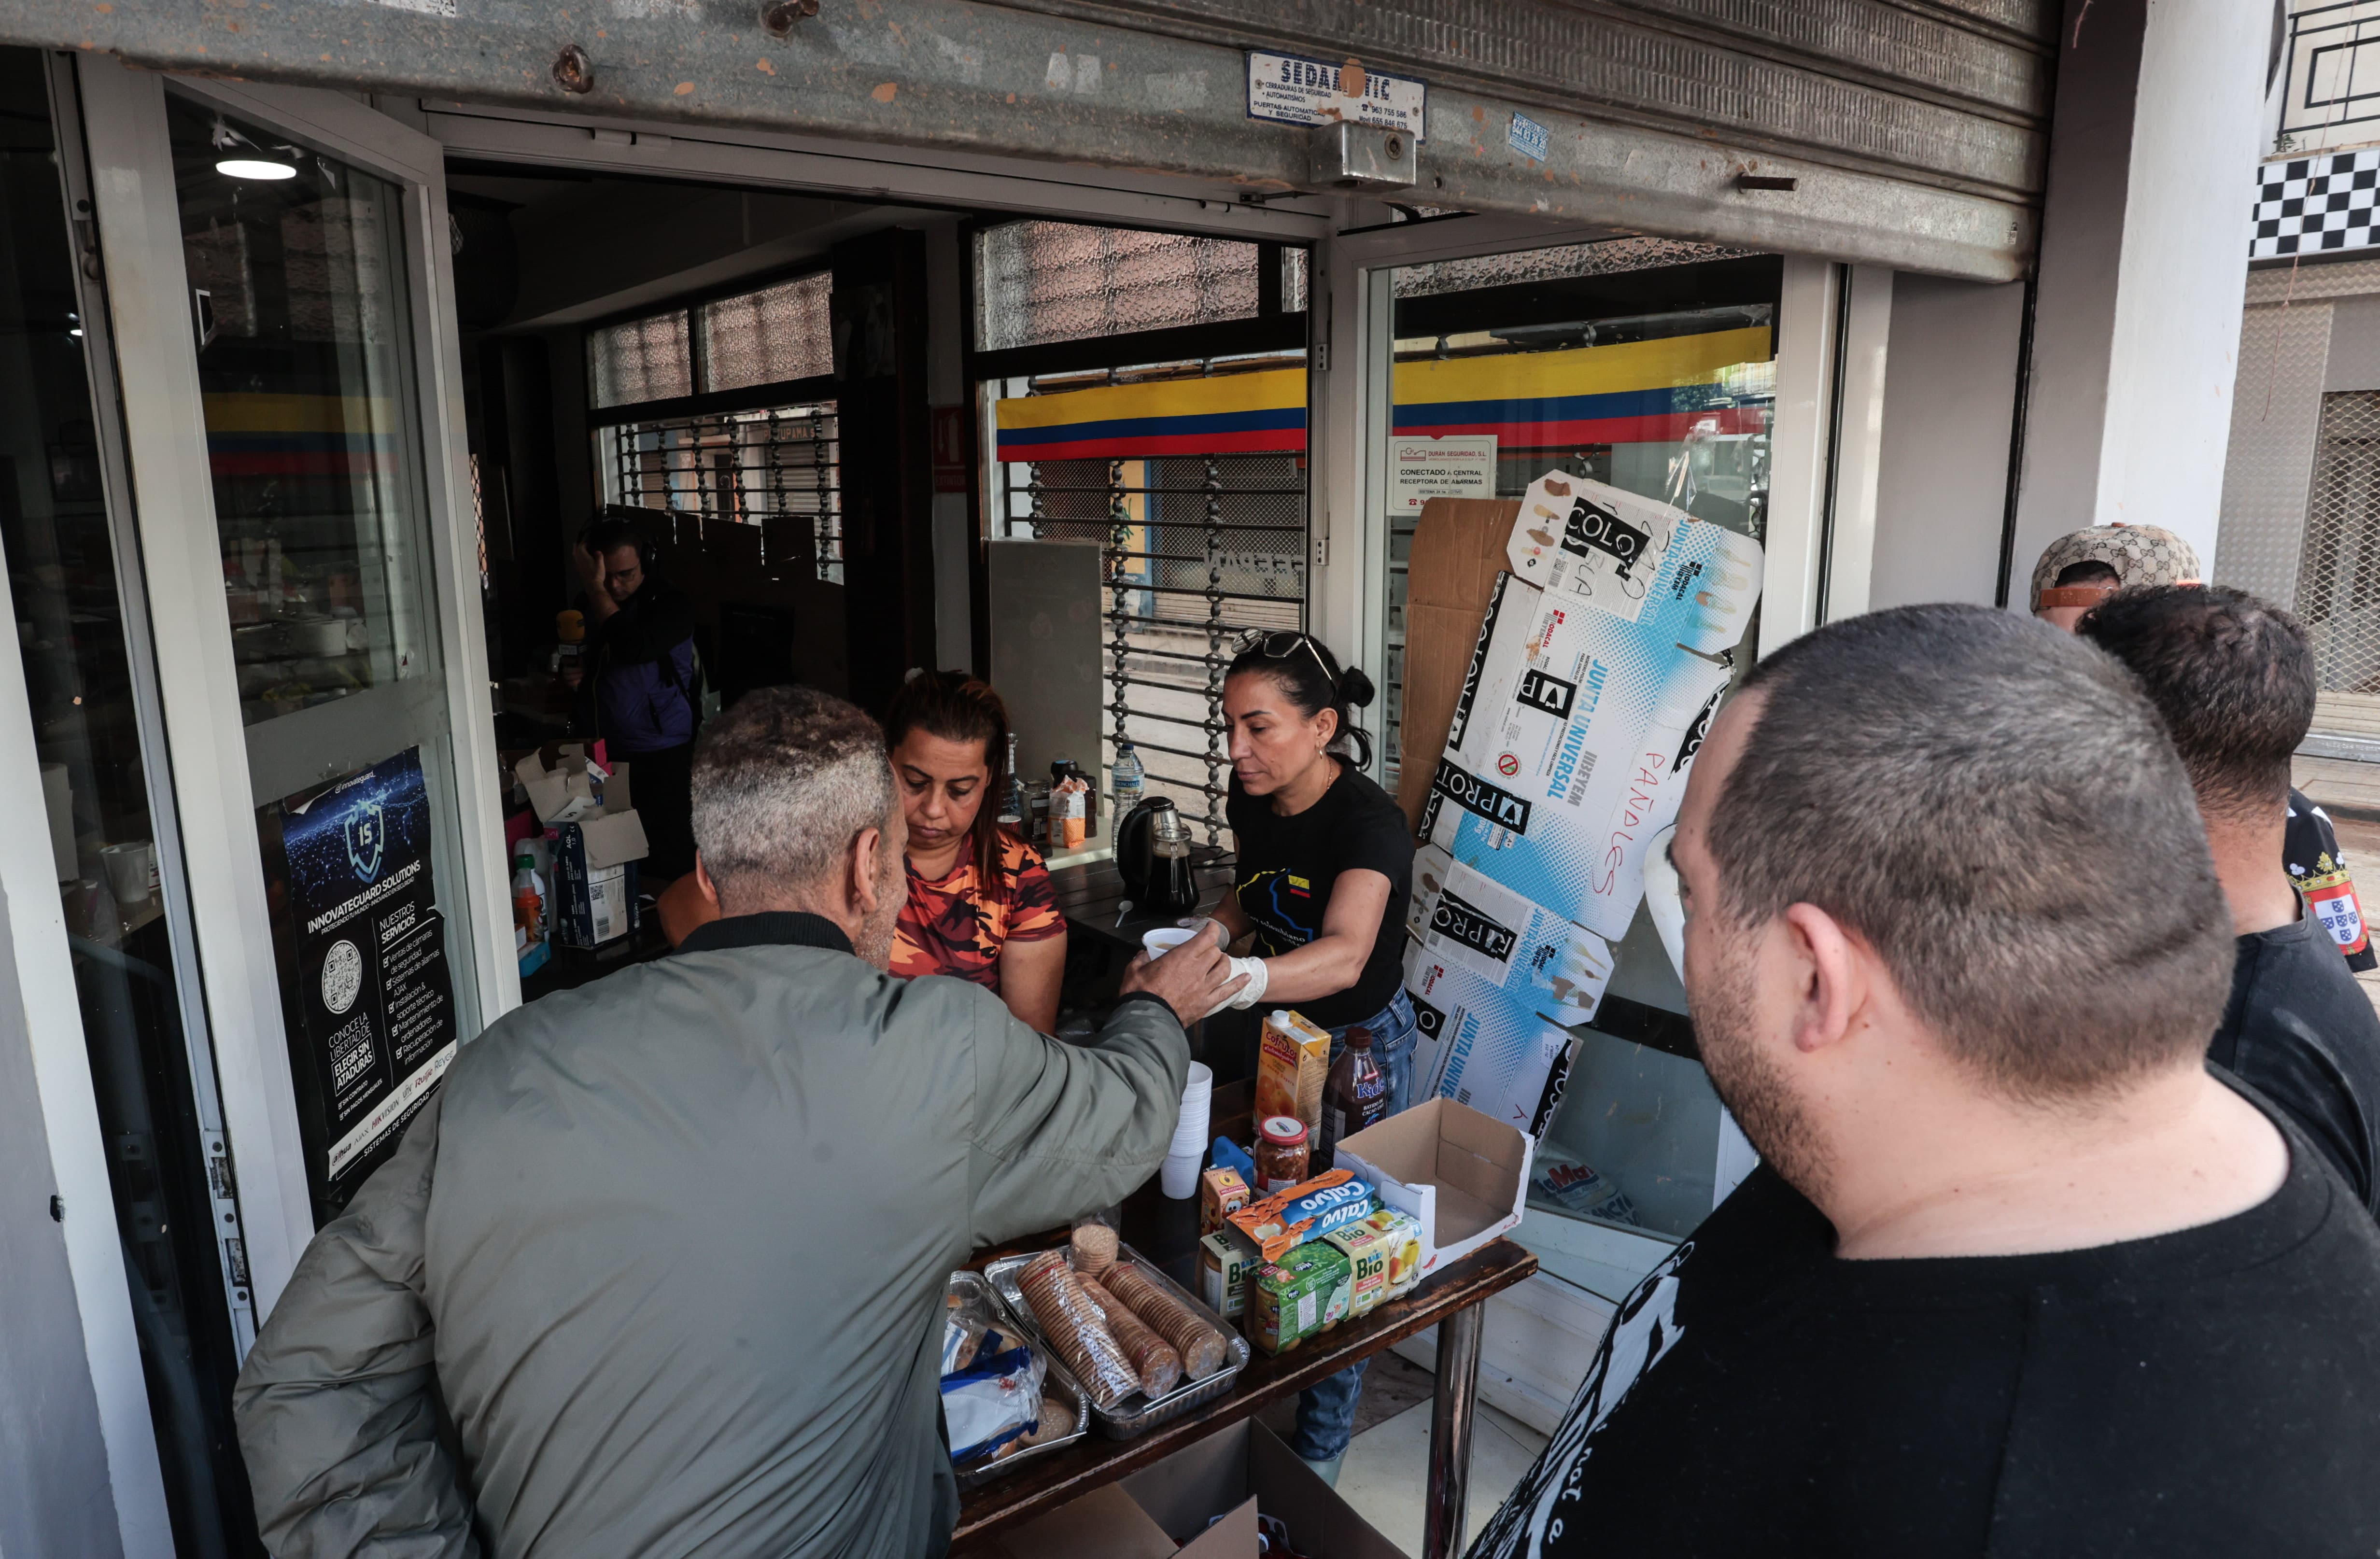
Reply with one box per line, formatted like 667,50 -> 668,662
953,1079 -> 1540,1558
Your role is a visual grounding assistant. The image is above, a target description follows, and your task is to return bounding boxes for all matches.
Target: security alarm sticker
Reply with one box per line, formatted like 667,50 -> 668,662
1388,435 -> 1496,515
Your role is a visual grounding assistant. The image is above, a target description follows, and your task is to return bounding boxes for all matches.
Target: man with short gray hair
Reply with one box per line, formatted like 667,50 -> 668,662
1473,605 -> 2380,1558
234,687 -> 1242,1558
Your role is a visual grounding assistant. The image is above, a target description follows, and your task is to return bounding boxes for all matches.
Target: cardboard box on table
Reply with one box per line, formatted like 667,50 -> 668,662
515,745 -> 649,948
1335,1097 -> 1532,1283
1000,1419 -> 1400,1559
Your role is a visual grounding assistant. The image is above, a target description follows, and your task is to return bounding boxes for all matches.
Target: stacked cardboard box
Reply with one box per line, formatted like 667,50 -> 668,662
1396,474 -> 1765,1133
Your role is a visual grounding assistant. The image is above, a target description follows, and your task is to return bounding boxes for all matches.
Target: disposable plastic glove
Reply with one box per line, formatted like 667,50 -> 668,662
1205,955 -> 1269,1018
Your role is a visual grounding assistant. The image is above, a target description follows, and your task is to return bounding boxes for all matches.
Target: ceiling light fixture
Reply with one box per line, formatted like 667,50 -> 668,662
216,157 -> 297,181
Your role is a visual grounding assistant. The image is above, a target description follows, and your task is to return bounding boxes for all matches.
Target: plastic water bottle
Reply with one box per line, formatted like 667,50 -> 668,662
1112,741 -> 1145,814
999,731 -> 1026,830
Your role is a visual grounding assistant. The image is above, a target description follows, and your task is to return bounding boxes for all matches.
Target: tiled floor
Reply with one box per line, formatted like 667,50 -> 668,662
1337,1398 -> 1550,1556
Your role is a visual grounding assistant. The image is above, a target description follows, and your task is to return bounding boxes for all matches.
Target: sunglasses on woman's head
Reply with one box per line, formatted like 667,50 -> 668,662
1247,630 -> 1334,688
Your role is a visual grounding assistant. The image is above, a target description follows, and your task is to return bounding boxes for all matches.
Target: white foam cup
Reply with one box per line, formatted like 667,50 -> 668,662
1159,1152 -> 1202,1199
1142,926 -> 1198,959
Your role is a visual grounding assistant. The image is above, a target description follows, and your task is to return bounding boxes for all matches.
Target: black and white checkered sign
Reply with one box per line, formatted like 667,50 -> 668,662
2253,150 -> 2380,259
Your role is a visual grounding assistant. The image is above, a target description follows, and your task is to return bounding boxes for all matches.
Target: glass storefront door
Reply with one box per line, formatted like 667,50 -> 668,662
1371,236 -> 1785,1303
7,49 -> 259,1557
156,88 -> 490,1227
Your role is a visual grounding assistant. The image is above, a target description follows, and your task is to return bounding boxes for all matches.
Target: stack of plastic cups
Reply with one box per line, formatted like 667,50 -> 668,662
1159,1062 -> 1212,1198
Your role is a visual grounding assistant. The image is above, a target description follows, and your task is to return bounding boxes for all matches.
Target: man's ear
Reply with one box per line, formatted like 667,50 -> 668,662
692,853 -> 721,908
1780,902 -> 1866,1055
849,826 -> 884,916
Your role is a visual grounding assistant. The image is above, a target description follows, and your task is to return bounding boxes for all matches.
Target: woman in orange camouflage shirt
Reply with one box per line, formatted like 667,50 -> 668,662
655,671 -> 1068,1031
881,670 -> 1067,1032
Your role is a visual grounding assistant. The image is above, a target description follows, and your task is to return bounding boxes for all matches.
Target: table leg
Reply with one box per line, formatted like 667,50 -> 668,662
1422,1301 -> 1486,1559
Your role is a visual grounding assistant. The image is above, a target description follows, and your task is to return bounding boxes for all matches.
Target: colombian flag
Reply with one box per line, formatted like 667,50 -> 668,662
202,393 -> 398,478
1391,326 -> 1771,447
994,368 -> 1307,461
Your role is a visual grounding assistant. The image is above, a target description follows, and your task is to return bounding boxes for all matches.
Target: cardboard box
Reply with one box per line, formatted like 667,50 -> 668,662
513,744 -> 635,827
999,1419 -> 1401,1559
1198,1166 -> 1249,1238
1408,843 -> 1612,1024
550,810 -> 650,948
1335,1097 -> 1533,1281
1420,499 -> 1761,943
1404,941 -> 1583,1138
1197,1228 -> 1257,1320
1395,497 -> 1525,834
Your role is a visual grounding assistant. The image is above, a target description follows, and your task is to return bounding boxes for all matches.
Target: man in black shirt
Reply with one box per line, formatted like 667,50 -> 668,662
2080,585 -> 2380,1214
1471,605 -> 2380,1559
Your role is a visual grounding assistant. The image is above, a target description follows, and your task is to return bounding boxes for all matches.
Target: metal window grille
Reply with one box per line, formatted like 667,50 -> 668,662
2277,2 -> 2380,155
2299,389 -> 2380,694
611,403 -> 843,583
992,373 -> 1306,843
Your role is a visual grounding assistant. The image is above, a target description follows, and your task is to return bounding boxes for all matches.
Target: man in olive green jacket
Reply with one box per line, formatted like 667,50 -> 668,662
234,689 -> 1239,1557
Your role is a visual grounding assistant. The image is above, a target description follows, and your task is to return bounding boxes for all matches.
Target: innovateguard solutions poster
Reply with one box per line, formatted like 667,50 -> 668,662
262,747 -> 457,1217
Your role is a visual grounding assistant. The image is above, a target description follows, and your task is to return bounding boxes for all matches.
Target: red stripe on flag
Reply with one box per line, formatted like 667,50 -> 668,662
1393,408 -> 1767,446
995,428 -> 1309,461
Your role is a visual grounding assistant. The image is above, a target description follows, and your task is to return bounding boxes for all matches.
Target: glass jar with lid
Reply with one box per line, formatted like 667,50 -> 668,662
1254,1114 -> 1310,1194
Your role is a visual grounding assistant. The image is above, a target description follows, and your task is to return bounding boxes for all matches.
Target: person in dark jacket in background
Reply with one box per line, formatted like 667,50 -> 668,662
2080,584 -> 2380,1215
569,514 -> 699,880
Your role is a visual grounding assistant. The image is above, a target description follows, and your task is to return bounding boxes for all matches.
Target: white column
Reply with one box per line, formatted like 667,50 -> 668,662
2009,0 -> 2274,585
1819,265 -> 1895,624
1757,256 -> 1839,658
1305,214 -> 1389,760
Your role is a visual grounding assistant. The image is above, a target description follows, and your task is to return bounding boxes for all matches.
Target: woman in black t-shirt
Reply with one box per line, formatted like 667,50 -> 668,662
1185,629 -> 1415,1479
1194,631 -> 1417,1098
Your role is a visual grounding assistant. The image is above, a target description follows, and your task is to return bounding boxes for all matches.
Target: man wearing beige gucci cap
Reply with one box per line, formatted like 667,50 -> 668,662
2027,521 -> 2203,631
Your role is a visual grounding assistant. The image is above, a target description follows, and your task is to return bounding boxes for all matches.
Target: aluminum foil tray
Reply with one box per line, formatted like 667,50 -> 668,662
946,1268 -> 1089,1486
983,1240 -> 1252,1440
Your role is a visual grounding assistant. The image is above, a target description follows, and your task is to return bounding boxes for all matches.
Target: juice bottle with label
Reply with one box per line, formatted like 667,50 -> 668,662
1317,1026 -> 1390,1168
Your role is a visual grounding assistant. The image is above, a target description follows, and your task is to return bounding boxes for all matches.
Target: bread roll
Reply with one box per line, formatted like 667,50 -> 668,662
1078,1275 -> 1184,1397
1105,1262 -> 1231,1380
1016,1250 -> 1139,1409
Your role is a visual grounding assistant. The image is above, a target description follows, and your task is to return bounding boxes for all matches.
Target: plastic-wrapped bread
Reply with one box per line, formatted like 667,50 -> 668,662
1070,1220 -> 1118,1282
1104,1261 -> 1231,1381
996,1395 -> 1077,1459
1078,1275 -> 1184,1397
1015,1251 -> 1140,1409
